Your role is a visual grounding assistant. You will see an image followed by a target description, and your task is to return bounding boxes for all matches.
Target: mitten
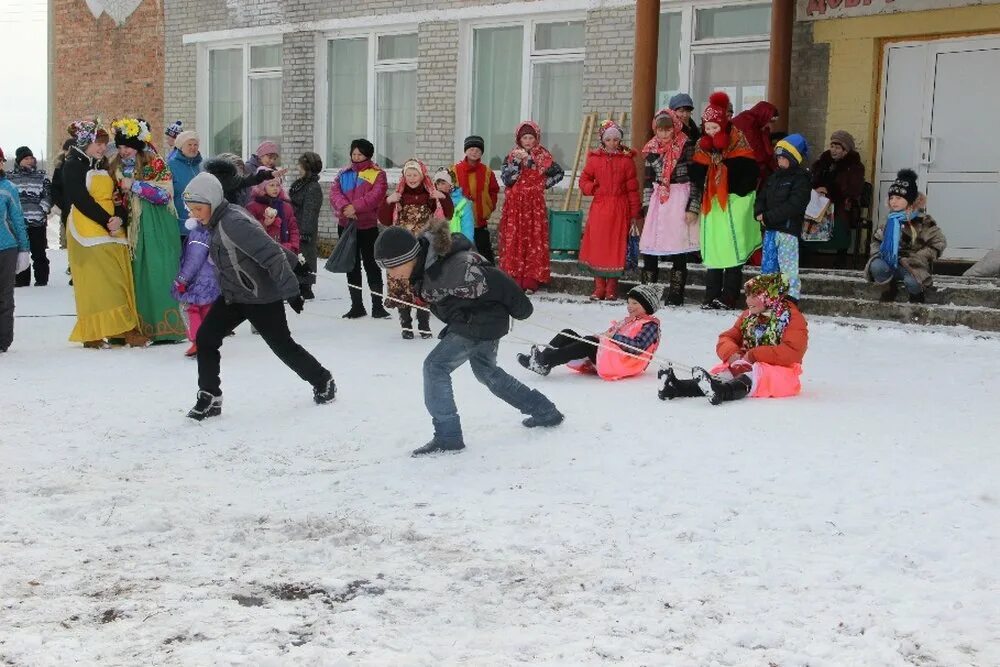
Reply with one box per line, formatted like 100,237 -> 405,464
287,296 -> 305,314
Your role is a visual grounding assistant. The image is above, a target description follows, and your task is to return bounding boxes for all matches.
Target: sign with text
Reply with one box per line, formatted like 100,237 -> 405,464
798,0 -> 1000,21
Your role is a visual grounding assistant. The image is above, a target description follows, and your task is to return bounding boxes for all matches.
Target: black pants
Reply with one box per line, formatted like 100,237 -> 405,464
704,266 -> 744,305
539,329 -> 598,367
400,307 -> 431,333
15,226 -> 49,287
342,225 -> 383,307
474,227 -> 495,264
195,298 -> 329,396
642,253 -> 689,282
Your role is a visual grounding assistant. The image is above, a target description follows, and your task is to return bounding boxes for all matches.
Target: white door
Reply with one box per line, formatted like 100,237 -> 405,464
876,36 -> 1000,260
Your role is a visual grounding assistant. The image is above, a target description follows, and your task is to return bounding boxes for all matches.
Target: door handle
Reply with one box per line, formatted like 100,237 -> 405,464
919,136 -> 935,165
927,136 -> 937,165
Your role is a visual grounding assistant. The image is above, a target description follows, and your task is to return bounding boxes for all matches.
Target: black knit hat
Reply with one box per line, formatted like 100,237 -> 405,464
350,138 -> 375,160
464,135 -> 485,152
375,226 -> 421,268
15,147 -> 33,165
888,168 -> 919,205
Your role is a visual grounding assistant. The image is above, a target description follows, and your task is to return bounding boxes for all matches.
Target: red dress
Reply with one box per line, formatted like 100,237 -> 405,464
578,148 -> 641,277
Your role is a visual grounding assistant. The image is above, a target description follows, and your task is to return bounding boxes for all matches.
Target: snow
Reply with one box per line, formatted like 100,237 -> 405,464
2,250 -> 999,666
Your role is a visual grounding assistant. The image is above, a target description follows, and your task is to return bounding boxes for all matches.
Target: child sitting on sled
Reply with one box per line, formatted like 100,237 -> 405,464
658,273 -> 807,405
517,284 -> 662,381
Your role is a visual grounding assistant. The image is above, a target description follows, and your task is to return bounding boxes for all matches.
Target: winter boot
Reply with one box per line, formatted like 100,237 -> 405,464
417,309 -> 433,339
343,286 -> 367,318
313,373 -> 337,404
908,291 -> 925,304
657,367 -> 704,400
399,308 -> 415,340
371,292 -> 391,319
640,267 -> 658,285
604,278 -> 620,301
693,367 -> 751,406
702,268 -> 723,308
665,267 -> 687,306
590,277 -> 607,301
522,408 -> 565,428
517,345 -> 551,376
412,437 -> 466,457
879,281 -> 899,303
300,284 -> 315,300
721,267 -> 743,308
187,391 -> 222,421
124,329 -> 151,348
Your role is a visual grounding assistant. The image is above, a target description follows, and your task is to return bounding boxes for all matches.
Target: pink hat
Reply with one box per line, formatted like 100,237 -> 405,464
256,140 -> 280,157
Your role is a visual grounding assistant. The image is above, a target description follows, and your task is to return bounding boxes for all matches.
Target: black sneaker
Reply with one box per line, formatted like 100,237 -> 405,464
419,330 -> 433,340
411,438 -> 466,457
522,409 -> 564,428
187,391 -> 222,421
401,329 -> 415,340
517,346 -> 551,376
313,375 -> 336,404
371,304 -> 391,319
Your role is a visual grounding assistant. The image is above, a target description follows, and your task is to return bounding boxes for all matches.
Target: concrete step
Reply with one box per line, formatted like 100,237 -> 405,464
547,273 -> 1000,333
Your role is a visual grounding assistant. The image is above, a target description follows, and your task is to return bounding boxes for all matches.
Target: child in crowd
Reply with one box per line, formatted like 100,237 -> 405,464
238,141 -> 286,206
453,135 -> 500,263
658,274 -> 808,405
578,120 -> 641,301
171,216 -> 221,357
434,167 -> 475,242
755,134 -> 811,302
865,169 -> 947,303
247,176 -> 301,254
181,172 -> 335,420
499,121 -> 564,294
518,283 -> 662,382
374,221 -> 563,457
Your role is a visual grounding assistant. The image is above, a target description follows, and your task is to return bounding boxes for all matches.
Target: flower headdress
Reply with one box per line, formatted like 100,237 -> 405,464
111,117 -> 154,152
68,118 -> 108,149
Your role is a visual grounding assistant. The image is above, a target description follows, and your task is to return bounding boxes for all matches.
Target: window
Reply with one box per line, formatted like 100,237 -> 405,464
469,19 -> 585,170
206,42 -> 282,157
326,31 -> 417,169
655,2 -> 771,114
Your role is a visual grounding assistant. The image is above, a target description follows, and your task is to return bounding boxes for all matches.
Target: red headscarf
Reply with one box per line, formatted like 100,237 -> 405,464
641,109 -> 688,204
507,120 -> 554,171
732,101 -> 779,178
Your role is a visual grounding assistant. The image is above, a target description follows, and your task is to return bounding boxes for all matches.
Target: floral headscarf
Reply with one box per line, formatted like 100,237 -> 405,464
641,108 -> 688,204
68,119 -> 108,149
392,158 -> 444,222
740,273 -> 791,349
507,121 -> 554,171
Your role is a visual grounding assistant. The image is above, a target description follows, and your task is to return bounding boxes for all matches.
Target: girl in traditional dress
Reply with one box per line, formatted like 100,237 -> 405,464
689,92 -> 761,310
63,119 -> 146,348
639,108 -> 702,306
498,121 -> 564,295
109,118 -> 186,342
578,120 -> 641,301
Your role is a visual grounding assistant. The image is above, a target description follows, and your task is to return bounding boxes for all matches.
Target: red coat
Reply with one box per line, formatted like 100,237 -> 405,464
716,302 -> 808,367
578,148 -> 641,276
246,196 -> 300,253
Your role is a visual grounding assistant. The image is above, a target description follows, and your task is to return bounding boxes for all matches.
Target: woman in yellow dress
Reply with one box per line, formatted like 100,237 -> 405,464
64,119 -> 147,348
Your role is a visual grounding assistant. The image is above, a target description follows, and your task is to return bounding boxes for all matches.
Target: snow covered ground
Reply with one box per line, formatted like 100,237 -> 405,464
2,250 -> 998,666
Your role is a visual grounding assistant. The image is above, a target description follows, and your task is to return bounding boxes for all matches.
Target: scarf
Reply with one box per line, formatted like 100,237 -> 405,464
507,121 -> 554,172
393,158 -> 444,223
692,126 -> 755,214
642,108 -> 688,204
880,210 -> 910,270
740,303 -> 792,349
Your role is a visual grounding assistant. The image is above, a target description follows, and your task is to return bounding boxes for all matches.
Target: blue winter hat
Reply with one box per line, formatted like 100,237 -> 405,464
668,93 -> 695,111
775,133 -> 809,165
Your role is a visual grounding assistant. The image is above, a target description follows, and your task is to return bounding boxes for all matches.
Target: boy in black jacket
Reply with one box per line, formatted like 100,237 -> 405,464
755,133 -> 811,301
375,222 -> 564,457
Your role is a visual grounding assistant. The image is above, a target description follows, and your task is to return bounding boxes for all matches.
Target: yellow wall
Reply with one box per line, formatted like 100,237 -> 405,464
812,4 -> 1000,175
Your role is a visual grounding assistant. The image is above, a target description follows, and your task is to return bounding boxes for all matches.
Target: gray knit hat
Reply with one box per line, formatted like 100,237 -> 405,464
668,93 -> 695,111
375,226 -> 421,268
183,172 -> 224,210
627,284 -> 662,315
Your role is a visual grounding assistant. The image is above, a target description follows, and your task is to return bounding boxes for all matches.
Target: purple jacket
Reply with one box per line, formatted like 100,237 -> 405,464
329,159 -> 388,230
172,225 -> 222,306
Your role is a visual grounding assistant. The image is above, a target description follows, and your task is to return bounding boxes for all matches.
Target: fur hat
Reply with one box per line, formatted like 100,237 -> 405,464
165,120 -> 184,138
374,226 -> 421,269
829,130 -> 855,153
464,135 -> 485,152
203,157 -> 241,193
627,284 -> 661,316
668,93 -> 695,111
888,168 -> 919,205
350,138 -> 375,160
256,140 -> 280,158
15,147 -> 33,165
775,134 -> 809,165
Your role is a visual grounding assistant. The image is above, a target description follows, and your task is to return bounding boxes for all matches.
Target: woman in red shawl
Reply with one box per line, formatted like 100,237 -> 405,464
498,121 -> 565,294
578,120 -> 641,301
732,101 -> 779,188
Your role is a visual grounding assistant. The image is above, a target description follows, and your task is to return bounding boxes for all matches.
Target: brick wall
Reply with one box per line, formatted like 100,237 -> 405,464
787,20 -> 830,161
583,7 -> 637,146
416,22 -> 460,170
52,0 -> 165,159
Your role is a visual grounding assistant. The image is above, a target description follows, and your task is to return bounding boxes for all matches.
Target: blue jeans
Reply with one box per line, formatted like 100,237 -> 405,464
868,257 -> 923,295
423,332 -> 558,440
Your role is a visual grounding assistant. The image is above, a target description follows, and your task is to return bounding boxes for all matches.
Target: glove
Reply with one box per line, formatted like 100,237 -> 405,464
173,280 -> 187,294
287,296 -> 305,314
15,252 -> 30,274
730,358 -> 753,375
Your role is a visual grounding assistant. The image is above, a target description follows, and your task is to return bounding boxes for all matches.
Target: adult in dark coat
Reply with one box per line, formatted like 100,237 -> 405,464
810,130 -> 866,263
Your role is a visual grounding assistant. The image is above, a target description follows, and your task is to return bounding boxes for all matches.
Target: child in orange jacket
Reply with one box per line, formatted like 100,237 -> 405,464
658,273 -> 807,405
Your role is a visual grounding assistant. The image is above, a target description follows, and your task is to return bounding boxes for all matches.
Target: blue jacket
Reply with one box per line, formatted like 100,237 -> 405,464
0,177 -> 28,252
450,186 -> 475,242
169,151 -> 204,234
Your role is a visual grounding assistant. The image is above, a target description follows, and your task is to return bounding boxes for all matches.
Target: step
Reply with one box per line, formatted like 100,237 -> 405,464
547,273 -> 1000,333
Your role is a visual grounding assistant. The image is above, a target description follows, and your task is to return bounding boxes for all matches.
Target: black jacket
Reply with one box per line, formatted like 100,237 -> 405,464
204,158 -> 273,206
755,162 -> 812,237
62,147 -> 128,231
412,224 -> 532,341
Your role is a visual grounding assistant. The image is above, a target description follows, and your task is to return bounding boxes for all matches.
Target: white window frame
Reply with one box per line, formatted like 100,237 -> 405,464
314,27 -> 418,181
456,13 -> 586,185
196,37 -> 283,158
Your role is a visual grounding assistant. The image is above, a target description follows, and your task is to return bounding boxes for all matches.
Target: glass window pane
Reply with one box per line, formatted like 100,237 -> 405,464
327,38 -> 368,167
377,33 -> 417,61
691,49 -> 769,116
534,21 -> 585,51
250,76 -> 282,161
250,44 -> 281,69
375,70 -> 416,169
209,48 -> 243,156
530,60 -> 583,169
472,26 -> 523,170
655,12 -> 682,110
695,5 -> 771,40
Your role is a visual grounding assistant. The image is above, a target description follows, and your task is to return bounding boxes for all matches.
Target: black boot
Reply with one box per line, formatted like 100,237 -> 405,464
908,291 -> 925,304
187,391 -> 222,421
665,267 -> 687,306
640,268 -> 658,285
517,345 -> 551,376
416,309 -> 433,339
657,367 -> 704,400
399,308 -> 415,339
412,437 -> 466,457
702,269 -> 723,309
300,284 -> 315,300
371,292 -> 391,319
879,281 -> 899,303
720,266 -> 743,309
342,288 -> 367,318
312,373 -> 337,404
693,367 -> 751,406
